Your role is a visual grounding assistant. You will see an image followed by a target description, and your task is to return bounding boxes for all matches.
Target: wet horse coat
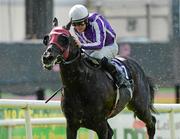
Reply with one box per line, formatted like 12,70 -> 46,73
42,24 -> 156,139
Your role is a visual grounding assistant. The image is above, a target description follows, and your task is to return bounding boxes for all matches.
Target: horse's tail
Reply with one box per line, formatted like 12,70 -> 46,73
147,76 -> 158,113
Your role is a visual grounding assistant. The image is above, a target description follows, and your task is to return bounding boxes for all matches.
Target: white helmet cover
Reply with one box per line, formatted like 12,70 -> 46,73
69,4 -> 89,23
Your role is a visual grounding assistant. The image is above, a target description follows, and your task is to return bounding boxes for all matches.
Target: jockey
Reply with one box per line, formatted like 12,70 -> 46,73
69,4 -> 132,93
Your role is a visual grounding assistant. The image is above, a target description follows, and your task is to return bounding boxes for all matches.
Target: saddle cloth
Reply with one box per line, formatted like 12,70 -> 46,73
111,57 -> 130,80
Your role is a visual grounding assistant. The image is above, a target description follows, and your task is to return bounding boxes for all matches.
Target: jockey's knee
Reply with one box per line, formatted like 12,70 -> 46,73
90,51 -> 104,60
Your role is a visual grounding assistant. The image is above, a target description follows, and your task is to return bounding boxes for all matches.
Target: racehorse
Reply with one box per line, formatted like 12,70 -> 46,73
41,18 -> 156,139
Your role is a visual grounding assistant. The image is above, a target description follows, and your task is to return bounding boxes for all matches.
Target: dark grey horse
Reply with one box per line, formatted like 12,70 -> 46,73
41,19 -> 156,139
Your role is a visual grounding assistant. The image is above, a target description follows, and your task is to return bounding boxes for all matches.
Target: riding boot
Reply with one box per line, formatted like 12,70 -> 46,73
101,57 -> 133,90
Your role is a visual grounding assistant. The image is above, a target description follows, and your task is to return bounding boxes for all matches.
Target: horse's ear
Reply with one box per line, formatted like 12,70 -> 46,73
43,35 -> 49,46
63,19 -> 72,30
53,17 -> 58,27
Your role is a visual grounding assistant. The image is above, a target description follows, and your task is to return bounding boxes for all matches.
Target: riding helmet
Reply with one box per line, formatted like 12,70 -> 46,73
69,4 -> 89,23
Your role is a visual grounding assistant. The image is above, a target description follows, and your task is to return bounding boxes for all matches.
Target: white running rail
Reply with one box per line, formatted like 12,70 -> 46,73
0,99 -> 180,139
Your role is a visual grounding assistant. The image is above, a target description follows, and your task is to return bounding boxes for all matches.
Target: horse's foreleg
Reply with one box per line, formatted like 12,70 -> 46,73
93,121 -> 110,139
66,122 -> 79,139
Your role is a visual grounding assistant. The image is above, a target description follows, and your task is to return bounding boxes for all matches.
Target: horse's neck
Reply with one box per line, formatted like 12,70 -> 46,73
60,58 -> 87,84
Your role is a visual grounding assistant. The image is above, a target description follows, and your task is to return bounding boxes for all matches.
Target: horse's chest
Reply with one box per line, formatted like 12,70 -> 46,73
62,97 -> 93,121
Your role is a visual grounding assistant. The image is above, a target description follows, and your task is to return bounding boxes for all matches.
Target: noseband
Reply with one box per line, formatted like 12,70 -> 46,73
48,27 -> 82,65
57,47 -> 81,65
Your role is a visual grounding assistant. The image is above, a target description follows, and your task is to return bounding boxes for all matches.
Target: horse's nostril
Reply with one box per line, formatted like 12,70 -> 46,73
43,56 -> 46,61
43,56 -> 48,63
47,48 -> 52,52
43,55 -> 54,63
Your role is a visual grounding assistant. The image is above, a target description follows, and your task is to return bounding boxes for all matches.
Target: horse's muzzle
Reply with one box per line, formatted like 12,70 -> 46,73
42,55 -> 54,64
41,54 -> 55,70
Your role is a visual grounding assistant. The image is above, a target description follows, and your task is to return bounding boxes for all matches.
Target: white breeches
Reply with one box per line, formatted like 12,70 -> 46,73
89,41 -> 118,59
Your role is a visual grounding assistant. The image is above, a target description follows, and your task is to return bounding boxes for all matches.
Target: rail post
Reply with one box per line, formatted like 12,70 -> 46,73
169,110 -> 175,139
8,126 -> 12,139
24,105 -> 33,139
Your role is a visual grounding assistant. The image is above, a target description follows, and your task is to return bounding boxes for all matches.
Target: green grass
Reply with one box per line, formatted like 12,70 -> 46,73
157,87 -> 174,94
0,91 -> 20,99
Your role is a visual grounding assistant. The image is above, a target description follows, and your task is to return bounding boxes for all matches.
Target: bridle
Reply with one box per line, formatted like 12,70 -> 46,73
56,47 -> 81,65
49,28 -> 71,61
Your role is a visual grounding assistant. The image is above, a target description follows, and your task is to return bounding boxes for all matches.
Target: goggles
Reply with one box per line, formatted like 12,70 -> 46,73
72,21 -> 86,27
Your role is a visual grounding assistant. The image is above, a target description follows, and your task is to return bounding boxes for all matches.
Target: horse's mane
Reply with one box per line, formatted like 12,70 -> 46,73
64,35 -> 82,61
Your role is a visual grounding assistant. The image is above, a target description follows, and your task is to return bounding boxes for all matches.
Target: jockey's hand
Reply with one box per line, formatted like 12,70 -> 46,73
75,40 -> 81,48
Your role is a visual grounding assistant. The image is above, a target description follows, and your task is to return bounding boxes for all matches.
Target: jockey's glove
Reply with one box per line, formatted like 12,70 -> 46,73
75,40 -> 81,48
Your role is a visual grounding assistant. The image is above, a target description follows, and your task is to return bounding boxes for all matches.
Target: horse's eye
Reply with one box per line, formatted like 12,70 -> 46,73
43,35 -> 49,46
58,35 -> 69,46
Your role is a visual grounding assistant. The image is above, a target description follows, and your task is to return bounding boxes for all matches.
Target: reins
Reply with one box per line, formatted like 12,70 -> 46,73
63,48 -> 81,65
57,47 -> 101,70
45,45 -> 102,103
81,49 -> 102,70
